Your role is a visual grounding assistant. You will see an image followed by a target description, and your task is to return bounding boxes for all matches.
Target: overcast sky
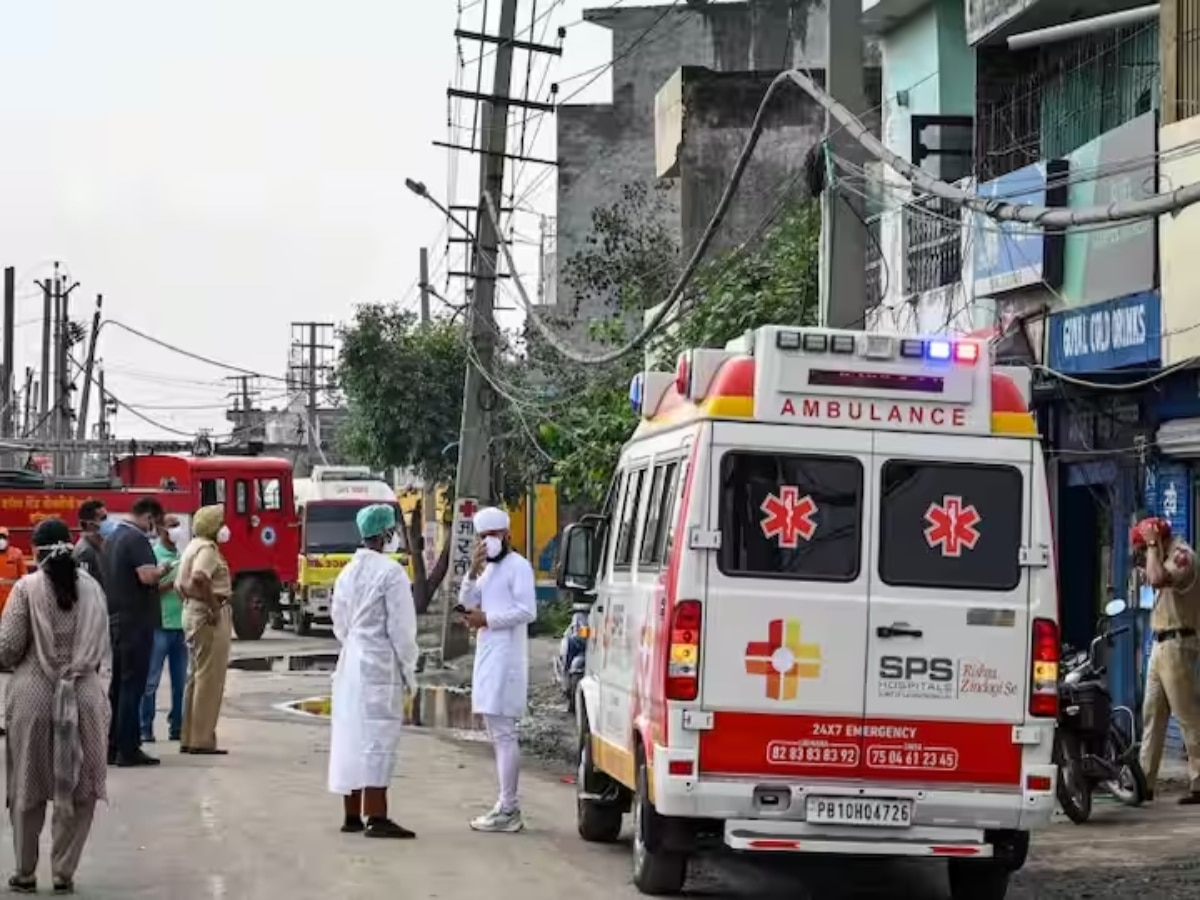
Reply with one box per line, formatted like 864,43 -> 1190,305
0,0 -> 616,440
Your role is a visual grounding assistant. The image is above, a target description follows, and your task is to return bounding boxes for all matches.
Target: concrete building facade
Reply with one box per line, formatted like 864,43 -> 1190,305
555,0 -> 836,342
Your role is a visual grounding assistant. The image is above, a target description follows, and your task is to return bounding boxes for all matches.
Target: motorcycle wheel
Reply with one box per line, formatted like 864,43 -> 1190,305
1055,732 -> 1093,824
1102,724 -> 1148,807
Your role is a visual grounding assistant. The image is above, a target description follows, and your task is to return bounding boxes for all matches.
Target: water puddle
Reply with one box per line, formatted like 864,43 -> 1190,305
228,653 -> 339,674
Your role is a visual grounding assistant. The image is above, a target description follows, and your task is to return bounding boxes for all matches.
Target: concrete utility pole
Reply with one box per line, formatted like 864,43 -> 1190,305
2,267 -> 14,439
76,294 -> 103,442
419,247 -> 431,325
97,364 -> 109,441
819,1 -> 869,329
443,0 -> 520,659
37,281 -> 51,435
21,368 -> 33,437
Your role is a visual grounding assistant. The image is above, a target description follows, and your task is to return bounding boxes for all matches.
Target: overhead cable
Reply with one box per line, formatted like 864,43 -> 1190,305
779,68 -> 1200,226
482,65 -> 799,365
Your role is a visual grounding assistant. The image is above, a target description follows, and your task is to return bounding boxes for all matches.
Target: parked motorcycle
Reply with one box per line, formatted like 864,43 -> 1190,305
553,599 -> 592,714
1055,598 -> 1148,824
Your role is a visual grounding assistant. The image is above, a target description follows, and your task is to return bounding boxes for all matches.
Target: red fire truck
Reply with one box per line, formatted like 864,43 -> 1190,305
0,454 -> 299,641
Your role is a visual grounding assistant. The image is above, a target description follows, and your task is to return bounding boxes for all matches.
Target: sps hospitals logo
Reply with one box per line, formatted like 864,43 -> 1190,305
744,620 -> 822,701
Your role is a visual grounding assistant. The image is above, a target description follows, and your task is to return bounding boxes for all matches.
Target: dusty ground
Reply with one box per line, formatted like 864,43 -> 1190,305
0,626 -> 1193,898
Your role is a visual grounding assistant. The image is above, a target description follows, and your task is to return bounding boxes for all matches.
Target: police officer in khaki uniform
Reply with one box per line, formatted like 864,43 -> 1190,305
1133,517 -> 1200,804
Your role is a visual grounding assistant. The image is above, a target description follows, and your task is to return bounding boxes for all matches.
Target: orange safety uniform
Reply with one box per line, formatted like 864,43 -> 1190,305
0,527 -> 27,615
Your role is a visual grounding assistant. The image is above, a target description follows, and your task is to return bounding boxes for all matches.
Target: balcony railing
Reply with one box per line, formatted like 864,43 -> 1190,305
904,195 -> 961,295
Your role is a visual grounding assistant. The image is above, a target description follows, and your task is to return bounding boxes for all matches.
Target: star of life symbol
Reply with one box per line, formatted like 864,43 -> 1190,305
923,495 -> 982,558
760,486 -> 818,548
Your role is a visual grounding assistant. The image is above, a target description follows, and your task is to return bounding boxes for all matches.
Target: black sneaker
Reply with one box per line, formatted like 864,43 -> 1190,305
364,818 -> 416,839
341,817 -> 365,834
116,750 -> 161,767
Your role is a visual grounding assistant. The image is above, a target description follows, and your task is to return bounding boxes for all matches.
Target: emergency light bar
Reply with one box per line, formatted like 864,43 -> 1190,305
757,326 -> 991,434
778,329 -> 980,366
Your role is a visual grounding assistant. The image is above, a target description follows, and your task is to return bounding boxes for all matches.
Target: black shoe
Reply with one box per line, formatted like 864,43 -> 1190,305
168,733 -> 182,742
1146,789 -> 1155,802
9,874 -> 37,893
189,747 -> 228,756
116,750 -> 160,767
53,879 -> 74,894
1178,792 -> 1200,805
107,749 -> 117,765
364,818 -> 416,839
341,817 -> 365,834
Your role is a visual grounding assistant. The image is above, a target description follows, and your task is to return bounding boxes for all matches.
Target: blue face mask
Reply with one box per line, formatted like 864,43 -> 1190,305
98,518 -> 119,539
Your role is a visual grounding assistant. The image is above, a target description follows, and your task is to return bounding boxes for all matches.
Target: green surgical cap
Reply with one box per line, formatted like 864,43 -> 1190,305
356,503 -> 397,539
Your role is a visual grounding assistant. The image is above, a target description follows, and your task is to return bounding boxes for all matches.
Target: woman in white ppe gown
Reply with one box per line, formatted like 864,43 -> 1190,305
458,506 -> 538,833
327,503 -> 420,839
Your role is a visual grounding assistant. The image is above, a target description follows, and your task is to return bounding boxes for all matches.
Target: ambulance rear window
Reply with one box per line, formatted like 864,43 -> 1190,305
879,461 -> 1022,592
718,452 -> 862,582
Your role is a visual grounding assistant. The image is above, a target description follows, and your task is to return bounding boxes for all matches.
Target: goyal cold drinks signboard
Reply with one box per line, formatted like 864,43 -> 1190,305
1047,290 -> 1162,374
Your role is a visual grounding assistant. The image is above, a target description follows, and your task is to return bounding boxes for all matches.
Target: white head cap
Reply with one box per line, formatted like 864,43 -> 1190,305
472,506 -> 510,534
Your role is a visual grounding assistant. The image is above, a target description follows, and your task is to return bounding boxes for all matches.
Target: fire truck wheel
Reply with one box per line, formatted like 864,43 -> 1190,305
230,578 -> 268,642
631,753 -> 687,896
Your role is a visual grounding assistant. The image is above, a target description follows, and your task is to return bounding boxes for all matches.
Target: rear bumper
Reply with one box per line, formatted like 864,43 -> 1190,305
650,744 -> 1056,853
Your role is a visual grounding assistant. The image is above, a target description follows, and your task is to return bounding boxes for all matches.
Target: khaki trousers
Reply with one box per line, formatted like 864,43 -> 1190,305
11,800 -> 97,882
181,602 -> 232,751
1140,638 -> 1200,793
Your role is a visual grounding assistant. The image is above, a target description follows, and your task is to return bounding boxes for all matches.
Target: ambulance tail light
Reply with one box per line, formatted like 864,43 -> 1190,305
665,600 -> 702,702
1029,618 -> 1059,718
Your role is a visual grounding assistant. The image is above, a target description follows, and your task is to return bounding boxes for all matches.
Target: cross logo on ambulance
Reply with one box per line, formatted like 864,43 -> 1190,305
744,620 -> 821,701
923,495 -> 982,557
759,486 -> 818,548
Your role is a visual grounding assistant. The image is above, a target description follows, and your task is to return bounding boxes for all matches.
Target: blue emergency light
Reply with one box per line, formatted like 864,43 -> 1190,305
629,373 -> 645,414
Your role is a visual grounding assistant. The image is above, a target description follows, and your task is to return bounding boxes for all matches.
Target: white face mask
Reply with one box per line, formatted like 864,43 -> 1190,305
216,525 -> 231,544
166,525 -> 188,546
383,532 -> 401,554
484,536 -> 503,559
0,539 -> 8,551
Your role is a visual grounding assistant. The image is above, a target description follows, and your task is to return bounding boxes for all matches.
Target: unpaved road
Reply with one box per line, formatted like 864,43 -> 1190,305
0,629 -> 1187,898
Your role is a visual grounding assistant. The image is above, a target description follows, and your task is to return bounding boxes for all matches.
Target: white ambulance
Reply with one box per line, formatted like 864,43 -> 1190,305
555,327 -> 1059,899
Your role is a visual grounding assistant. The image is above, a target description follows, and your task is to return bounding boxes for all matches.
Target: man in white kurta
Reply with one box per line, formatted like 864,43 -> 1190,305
459,506 -> 538,833
327,503 -> 420,839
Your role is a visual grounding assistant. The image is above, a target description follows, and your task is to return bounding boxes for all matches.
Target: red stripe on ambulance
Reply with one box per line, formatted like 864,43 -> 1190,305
698,713 -> 1022,786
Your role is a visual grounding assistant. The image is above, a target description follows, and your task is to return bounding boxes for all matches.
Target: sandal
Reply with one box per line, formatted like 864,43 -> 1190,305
8,874 -> 36,893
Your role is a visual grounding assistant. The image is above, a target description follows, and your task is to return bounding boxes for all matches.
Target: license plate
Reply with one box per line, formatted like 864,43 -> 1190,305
806,796 -> 913,828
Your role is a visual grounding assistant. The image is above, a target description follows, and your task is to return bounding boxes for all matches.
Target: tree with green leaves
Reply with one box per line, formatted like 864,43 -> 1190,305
336,305 -> 466,610
525,184 -> 821,507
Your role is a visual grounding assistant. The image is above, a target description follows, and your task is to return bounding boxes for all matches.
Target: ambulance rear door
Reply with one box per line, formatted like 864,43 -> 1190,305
697,420 -> 873,780
864,432 -> 1034,789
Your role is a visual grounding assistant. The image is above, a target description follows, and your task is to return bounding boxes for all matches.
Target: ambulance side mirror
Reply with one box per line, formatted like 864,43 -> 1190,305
557,524 -> 596,594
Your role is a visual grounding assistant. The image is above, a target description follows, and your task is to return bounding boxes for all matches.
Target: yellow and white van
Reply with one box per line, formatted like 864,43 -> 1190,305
556,326 -> 1059,899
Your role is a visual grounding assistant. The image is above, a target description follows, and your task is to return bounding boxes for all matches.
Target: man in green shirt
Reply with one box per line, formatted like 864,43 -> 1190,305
141,515 -> 188,743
